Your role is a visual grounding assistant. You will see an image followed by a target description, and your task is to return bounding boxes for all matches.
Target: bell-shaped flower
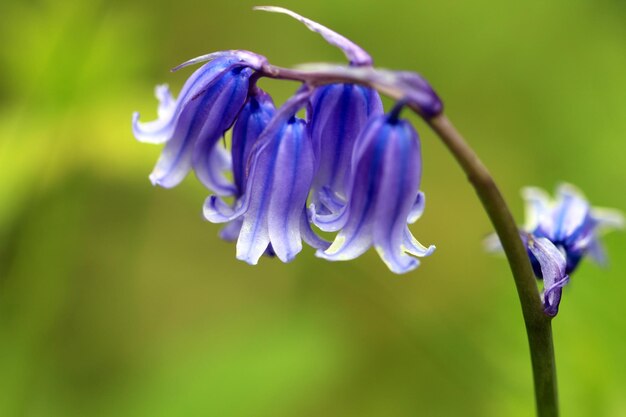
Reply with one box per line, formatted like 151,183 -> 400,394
204,87 -> 329,265
218,87 -> 275,243
314,105 -> 435,274
132,51 -> 266,194
523,184 -> 623,274
308,84 -> 383,212
256,6 -> 384,212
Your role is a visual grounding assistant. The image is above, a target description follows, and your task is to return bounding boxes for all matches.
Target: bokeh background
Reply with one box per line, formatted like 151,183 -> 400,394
1,0 -> 625,416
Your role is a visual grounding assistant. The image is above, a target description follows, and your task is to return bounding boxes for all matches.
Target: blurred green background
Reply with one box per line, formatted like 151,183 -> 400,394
1,0 -> 625,416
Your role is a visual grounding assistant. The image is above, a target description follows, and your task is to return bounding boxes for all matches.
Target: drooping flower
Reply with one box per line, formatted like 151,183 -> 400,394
308,84 -> 383,212
218,86 -> 276,243
522,184 -> 623,274
313,104 -> 435,273
204,87 -> 329,264
256,6 -> 384,212
132,51 -> 266,194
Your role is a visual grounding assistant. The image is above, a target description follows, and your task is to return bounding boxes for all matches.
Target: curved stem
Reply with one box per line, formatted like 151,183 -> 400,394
427,115 -> 558,417
258,62 -> 559,416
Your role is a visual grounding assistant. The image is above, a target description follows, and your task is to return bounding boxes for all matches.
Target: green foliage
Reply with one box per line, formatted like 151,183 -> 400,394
1,0 -> 625,416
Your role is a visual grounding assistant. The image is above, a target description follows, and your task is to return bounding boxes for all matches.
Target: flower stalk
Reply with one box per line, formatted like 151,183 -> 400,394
428,115 -> 559,417
247,61 -> 559,417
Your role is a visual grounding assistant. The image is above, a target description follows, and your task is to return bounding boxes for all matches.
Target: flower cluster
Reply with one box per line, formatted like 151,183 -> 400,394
132,7 -> 437,273
488,184 -> 623,316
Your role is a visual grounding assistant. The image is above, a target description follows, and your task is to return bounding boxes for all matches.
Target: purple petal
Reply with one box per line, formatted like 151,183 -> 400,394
191,66 -> 252,194
267,119 -> 314,262
318,112 -> 434,272
234,138 -> 276,265
372,120 -> 429,273
133,57 -> 235,145
219,219 -> 243,242
309,187 -> 350,232
403,227 -> 436,257
309,84 -> 383,208
147,62 -> 249,189
203,194 -> 250,223
300,211 -> 330,251
254,6 -> 373,66
232,89 -> 276,195
237,213 -> 271,265
407,192 -> 426,224
317,118 -> 386,261
585,238 -> 607,266
526,236 -> 569,317
234,87 -> 315,264
309,202 -> 350,233
317,186 -> 347,213
317,224 -> 373,262
553,184 -> 591,242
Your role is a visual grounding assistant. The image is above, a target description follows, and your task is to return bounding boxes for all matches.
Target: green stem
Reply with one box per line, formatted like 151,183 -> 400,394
259,62 -> 559,416
427,115 -> 558,417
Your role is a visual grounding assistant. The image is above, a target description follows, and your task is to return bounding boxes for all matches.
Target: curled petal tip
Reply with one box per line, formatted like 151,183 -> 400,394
423,245 -> 436,257
148,173 -> 160,187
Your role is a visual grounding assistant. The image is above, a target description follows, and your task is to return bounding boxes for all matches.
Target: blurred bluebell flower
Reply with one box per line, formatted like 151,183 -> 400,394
523,184 -> 623,274
487,183 -> 623,315
204,88 -> 329,265
313,104 -> 435,273
132,51 -> 266,194
256,6 -> 384,212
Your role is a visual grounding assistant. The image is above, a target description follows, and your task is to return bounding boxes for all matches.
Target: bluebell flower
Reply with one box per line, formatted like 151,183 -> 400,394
132,51 -> 266,194
308,84 -> 383,213
313,104 -> 435,273
487,183 -> 623,316
523,184 -> 623,275
204,87 -> 329,264
218,87 -> 275,243
255,6 -> 384,212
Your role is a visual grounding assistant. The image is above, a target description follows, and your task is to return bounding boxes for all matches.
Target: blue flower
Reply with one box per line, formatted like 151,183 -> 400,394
204,87 -> 329,264
487,183 -> 623,316
308,84 -> 383,213
132,51 -> 266,194
231,87 -> 276,198
217,87 -> 275,243
313,104 -> 435,273
523,184 -> 623,275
